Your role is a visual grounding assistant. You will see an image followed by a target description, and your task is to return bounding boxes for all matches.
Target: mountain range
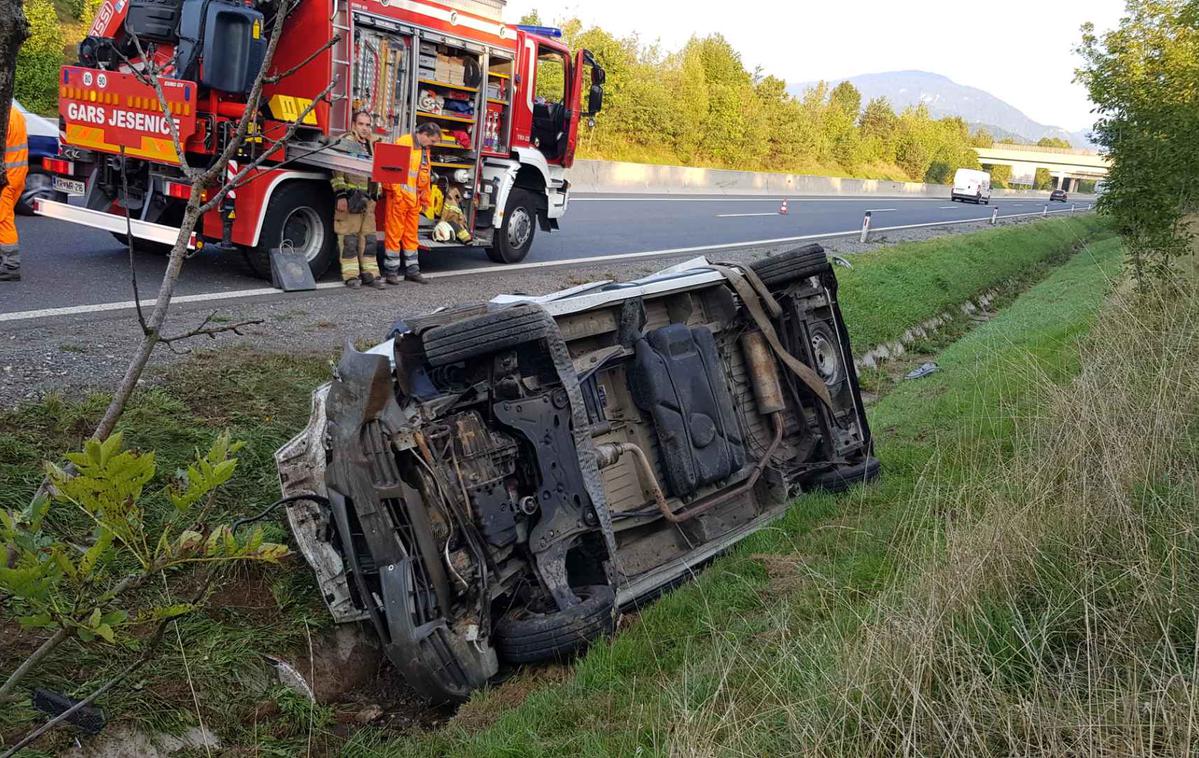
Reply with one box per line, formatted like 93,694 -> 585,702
789,70 -> 1093,148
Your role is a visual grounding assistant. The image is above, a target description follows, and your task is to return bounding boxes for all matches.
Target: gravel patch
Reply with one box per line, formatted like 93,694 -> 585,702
0,213 -> 1086,408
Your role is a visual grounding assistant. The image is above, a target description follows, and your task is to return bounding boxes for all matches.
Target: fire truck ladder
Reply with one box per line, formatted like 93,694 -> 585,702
329,0 -> 354,134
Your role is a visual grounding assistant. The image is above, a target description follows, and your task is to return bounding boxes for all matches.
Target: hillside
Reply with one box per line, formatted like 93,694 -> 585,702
791,70 -> 1092,147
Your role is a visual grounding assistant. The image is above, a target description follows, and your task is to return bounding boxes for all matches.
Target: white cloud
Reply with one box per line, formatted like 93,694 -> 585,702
503,0 -> 1125,131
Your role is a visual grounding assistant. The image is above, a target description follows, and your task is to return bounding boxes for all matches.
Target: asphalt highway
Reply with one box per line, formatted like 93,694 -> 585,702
2,193 -> 1089,319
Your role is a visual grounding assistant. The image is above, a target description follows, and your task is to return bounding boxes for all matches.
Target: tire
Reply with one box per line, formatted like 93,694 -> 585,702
17,171 -> 65,216
807,456 -> 881,493
243,182 -> 336,280
495,585 -> 616,664
487,188 -> 537,264
747,243 -> 831,289
422,303 -> 551,366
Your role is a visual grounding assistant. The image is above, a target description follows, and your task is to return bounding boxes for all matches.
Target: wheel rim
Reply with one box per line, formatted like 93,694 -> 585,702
811,330 -> 843,386
507,206 -> 532,250
20,173 -> 55,206
280,206 -> 324,262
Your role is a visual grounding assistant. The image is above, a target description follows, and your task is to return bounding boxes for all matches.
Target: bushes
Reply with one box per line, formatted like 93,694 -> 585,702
14,0 -> 63,114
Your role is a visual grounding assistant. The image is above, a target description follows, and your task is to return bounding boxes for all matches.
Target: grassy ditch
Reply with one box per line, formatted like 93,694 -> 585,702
0,219 -> 1116,753
393,233 -> 1127,755
837,214 -> 1111,350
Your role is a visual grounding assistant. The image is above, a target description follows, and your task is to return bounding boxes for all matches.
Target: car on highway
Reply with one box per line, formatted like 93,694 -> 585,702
951,167 -> 992,205
1050,189 -> 1068,203
275,244 -> 879,703
13,101 -> 66,216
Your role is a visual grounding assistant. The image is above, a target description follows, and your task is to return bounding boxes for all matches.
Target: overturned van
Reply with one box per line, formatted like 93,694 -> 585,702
275,244 -> 879,702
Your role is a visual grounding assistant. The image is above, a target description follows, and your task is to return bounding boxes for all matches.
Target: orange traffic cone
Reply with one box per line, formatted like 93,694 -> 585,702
778,199 -> 788,215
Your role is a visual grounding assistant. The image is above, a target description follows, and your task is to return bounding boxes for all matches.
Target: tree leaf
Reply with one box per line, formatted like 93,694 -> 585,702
18,613 -> 55,630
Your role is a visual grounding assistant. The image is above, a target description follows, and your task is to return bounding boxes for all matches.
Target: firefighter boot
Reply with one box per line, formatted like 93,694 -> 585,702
360,271 -> 385,289
403,250 -> 428,284
0,252 -> 20,282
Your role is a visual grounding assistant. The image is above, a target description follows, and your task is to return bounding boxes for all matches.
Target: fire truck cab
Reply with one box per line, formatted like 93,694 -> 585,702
36,0 -> 604,278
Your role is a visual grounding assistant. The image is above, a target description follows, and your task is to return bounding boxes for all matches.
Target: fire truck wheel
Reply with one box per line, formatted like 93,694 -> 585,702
487,188 -> 537,264
244,182 -> 336,279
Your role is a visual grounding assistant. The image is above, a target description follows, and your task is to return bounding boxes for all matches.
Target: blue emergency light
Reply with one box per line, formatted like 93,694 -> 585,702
516,24 -> 563,38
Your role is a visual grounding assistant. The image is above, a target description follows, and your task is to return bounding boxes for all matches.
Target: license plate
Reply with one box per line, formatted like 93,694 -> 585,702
53,177 -> 86,195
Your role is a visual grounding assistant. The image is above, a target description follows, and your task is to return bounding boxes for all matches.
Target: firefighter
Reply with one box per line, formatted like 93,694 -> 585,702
382,122 -> 440,284
331,110 -> 382,288
0,101 -> 27,283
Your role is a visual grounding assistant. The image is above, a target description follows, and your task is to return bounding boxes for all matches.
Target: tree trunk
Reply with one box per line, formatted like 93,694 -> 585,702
0,0 -> 31,192
93,200 -> 204,441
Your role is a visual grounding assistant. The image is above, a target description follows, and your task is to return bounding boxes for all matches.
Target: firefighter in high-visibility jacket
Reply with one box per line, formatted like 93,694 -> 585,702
0,102 -> 27,283
331,110 -> 382,288
382,122 -> 441,284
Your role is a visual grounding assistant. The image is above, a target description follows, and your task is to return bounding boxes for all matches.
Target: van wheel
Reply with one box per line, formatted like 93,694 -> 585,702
243,182 -> 336,280
494,585 -> 616,664
487,189 -> 536,264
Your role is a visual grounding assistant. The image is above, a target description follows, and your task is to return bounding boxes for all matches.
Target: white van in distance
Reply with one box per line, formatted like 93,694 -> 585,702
951,168 -> 992,204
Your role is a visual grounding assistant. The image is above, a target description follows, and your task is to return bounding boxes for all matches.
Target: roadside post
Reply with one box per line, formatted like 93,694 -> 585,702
990,207 -> 998,225
859,211 -> 872,243
1043,204 -> 1048,217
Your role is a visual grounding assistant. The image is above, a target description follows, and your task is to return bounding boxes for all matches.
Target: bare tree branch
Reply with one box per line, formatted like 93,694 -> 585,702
199,79 -> 337,214
159,310 -> 264,352
264,35 -> 339,84
127,33 -> 194,180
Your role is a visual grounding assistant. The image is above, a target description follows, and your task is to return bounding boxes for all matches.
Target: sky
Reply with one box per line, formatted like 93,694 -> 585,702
500,0 -> 1127,131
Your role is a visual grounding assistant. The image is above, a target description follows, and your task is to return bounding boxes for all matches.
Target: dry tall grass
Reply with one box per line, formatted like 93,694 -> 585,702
669,274 -> 1198,757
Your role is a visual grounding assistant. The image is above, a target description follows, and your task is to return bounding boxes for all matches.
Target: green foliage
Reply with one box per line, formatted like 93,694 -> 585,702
1076,0 -> 1199,280
15,0 -> 63,114
537,15 -> 979,180
989,163 -> 1013,188
1034,167 -> 1054,190
970,129 -> 996,148
1036,136 -> 1072,148
1,432 -> 289,695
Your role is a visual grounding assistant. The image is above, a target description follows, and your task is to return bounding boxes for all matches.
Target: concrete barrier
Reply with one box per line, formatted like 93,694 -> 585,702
570,158 -> 1091,201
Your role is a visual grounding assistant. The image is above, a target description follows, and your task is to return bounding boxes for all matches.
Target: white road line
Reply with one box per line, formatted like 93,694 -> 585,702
866,208 -> 897,212
0,208 -> 1091,324
717,212 -> 779,218
938,205 -> 959,209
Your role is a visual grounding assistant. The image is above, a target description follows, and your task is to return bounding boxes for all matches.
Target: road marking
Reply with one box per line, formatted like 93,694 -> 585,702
0,208 -> 1091,324
938,205 -> 960,209
717,212 -> 779,218
865,208 -> 897,212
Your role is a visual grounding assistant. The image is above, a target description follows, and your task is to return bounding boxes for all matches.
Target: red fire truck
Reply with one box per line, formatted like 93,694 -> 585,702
35,0 -> 604,277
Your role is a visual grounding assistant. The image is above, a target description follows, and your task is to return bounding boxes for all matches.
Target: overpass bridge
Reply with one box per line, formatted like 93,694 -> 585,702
975,143 -> 1109,192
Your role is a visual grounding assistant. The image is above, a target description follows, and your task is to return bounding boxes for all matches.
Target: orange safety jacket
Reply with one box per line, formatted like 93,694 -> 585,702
387,133 -> 431,206
4,106 -> 26,183
1,106 -> 28,251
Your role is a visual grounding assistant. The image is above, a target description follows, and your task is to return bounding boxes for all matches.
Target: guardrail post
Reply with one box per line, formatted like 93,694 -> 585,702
991,207 -> 998,226
1043,204 -> 1048,217
859,211 -> 872,243
1071,204 -> 1076,214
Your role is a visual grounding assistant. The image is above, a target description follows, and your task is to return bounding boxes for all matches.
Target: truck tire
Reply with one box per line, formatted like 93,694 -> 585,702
422,304 -> 551,366
748,243 -> 831,288
486,188 -> 536,264
17,171 -> 65,216
243,182 -> 336,280
494,585 -> 616,664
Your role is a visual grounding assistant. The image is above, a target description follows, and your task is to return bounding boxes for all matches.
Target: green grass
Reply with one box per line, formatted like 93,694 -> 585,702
0,349 -> 337,753
837,214 -> 1112,350
389,234 -> 1125,756
0,221 -> 1118,753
